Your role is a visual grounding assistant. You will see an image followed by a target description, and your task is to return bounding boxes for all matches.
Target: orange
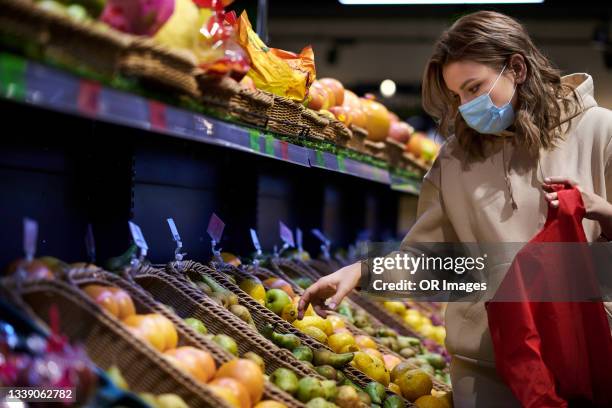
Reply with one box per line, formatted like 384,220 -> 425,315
210,377 -> 251,408
254,401 -> 288,408
151,314 -> 178,350
215,359 -> 264,403
208,384 -> 241,408
109,287 -> 135,319
123,314 -> 166,351
164,346 -> 216,383
355,335 -> 377,350
83,285 -> 120,318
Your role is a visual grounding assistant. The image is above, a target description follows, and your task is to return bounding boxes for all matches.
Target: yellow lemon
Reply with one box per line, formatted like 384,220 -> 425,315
327,315 -> 346,331
327,332 -> 356,353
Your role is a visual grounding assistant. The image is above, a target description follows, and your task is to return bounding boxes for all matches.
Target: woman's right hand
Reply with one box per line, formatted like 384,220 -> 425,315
297,261 -> 362,319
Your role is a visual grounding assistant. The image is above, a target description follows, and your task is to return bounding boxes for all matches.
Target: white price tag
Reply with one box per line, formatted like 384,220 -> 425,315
296,228 -> 303,252
250,228 -> 262,254
279,221 -> 295,248
311,228 -> 330,245
128,221 -> 148,252
23,218 -> 38,261
167,218 -> 182,243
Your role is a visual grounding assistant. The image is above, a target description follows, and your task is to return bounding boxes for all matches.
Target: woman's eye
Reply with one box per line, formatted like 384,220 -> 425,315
469,85 -> 480,94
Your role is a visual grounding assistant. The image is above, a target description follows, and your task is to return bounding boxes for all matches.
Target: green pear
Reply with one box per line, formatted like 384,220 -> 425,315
297,377 -> 324,402
212,334 -> 239,356
292,345 -> 314,362
184,317 -> 208,335
270,368 -> 299,395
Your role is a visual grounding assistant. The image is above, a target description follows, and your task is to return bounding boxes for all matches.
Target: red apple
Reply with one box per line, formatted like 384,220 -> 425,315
319,78 -> 344,106
388,121 -> 413,144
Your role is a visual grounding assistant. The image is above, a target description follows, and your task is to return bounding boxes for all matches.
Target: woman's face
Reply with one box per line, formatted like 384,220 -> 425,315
443,60 -> 518,109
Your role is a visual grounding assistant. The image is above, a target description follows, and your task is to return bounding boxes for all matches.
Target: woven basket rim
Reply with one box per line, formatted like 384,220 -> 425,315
4,277 -> 234,407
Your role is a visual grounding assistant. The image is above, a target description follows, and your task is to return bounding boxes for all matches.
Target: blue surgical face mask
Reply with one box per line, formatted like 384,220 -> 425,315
458,64 -> 516,135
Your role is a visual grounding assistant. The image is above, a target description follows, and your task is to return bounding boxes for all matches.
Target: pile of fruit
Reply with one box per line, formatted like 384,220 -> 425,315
306,80 -> 441,165
207,265 -> 454,405
4,0 -> 441,171
106,365 -> 192,408
80,283 -> 282,408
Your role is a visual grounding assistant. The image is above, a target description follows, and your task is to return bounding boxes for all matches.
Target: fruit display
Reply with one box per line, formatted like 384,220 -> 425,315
1,0 -> 441,180
1,225 -> 452,408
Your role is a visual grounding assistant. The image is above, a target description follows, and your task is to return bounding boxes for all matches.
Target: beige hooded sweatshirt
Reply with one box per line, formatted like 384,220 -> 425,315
399,73 -> 612,366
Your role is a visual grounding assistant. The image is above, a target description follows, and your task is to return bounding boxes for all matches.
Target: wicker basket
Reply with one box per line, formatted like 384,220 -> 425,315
347,125 -> 368,152
270,260 -> 451,392
171,262 -> 383,390
267,94 -> 308,137
299,108 -> 329,140
403,152 -> 430,173
385,138 -> 406,168
131,266 -> 320,382
45,18 -> 130,78
119,38 -> 200,98
66,267 -> 305,408
197,75 -> 275,128
363,139 -> 388,161
0,0 -> 52,57
0,0 -> 130,78
230,88 -> 275,128
323,119 -> 352,146
3,277 -> 231,408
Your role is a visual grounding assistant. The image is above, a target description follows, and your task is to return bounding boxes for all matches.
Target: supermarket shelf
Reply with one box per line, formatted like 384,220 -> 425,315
0,53 -> 420,192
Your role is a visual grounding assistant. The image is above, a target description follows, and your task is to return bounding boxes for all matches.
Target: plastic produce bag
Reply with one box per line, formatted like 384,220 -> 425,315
237,11 -> 315,101
101,0 -> 175,36
486,185 -> 612,407
194,0 -> 249,79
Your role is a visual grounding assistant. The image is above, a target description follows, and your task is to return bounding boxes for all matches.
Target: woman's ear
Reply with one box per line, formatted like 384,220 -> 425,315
509,54 -> 527,85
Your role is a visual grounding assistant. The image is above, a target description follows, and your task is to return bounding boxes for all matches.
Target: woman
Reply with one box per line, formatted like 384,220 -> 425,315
298,11 -> 612,407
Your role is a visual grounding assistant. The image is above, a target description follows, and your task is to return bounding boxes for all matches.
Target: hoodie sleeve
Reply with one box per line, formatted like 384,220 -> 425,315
606,133 -> 611,204
372,153 -> 458,285
400,155 -> 459,249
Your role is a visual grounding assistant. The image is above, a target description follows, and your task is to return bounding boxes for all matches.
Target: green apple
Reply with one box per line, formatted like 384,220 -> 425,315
265,288 -> 292,315
212,334 -> 239,356
184,317 -> 208,335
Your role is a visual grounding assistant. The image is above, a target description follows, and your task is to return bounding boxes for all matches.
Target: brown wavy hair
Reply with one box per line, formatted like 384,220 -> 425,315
422,11 -> 581,159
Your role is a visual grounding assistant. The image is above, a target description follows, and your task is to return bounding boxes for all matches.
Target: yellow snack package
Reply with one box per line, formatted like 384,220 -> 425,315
237,11 -> 315,101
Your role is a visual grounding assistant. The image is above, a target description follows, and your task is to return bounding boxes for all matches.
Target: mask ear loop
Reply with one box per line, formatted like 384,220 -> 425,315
488,64 -> 508,95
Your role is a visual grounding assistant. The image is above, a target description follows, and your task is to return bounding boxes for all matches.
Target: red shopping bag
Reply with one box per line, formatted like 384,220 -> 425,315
486,186 -> 612,408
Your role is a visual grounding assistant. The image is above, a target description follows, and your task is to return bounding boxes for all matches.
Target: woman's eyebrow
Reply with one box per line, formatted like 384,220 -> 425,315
460,78 -> 478,90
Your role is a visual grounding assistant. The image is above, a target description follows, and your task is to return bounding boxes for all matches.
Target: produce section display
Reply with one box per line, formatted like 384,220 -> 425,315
2,240 -> 453,408
0,0 -> 440,181
1,0 -> 454,406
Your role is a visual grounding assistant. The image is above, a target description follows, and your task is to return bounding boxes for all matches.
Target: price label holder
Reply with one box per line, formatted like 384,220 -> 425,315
207,213 -> 225,263
250,228 -> 263,265
278,221 -> 295,257
128,221 -> 148,267
312,228 -> 331,260
167,218 -> 187,271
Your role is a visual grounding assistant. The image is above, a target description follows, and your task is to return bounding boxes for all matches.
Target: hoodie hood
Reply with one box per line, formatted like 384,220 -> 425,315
498,73 -> 598,210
